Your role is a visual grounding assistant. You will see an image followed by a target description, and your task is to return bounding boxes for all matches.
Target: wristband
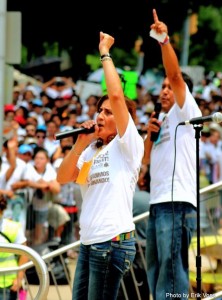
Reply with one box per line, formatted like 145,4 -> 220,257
159,35 -> 170,45
101,57 -> 112,62
100,53 -> 112,61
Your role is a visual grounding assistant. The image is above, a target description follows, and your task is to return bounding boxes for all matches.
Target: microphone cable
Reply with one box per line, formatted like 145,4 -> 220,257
170,123 -> 180,296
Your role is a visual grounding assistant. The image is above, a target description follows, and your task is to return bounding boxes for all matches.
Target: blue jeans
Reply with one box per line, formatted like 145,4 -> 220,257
0,288 -> 17,300
146,202 -> 196,300
72,237 -> 136,300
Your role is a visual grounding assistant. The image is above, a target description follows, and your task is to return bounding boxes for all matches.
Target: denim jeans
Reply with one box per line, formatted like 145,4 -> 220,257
146,202 -> 197,300
72,237 -> 136,300
0,288 -> 17,300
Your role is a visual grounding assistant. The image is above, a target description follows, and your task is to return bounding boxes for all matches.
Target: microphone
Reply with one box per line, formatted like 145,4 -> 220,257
178,112 -> 222,126
55,126 -> 95,140
150,102 -> 162,142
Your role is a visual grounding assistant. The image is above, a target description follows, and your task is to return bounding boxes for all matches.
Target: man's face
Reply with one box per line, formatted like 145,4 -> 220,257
159,78 -> 175,113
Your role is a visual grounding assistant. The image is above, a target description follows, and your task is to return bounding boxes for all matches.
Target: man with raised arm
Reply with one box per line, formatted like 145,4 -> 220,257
143,9 -> 202,300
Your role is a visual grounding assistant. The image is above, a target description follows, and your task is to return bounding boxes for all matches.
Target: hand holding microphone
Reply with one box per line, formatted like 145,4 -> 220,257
150,102 -> 162,142
55,121 -> 97,140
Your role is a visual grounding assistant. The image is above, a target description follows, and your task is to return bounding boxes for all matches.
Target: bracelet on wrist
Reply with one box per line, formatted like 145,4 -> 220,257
101,57 -> 112,62
100,53 -> 112,62
159,36 -> 170,45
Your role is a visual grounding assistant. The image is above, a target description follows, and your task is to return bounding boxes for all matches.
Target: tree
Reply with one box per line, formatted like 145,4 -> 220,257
7,0 -> 222,80
189,6 -> 222,72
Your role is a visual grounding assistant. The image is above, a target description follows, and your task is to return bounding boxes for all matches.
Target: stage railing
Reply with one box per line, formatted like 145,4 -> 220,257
1,181 -> 222,300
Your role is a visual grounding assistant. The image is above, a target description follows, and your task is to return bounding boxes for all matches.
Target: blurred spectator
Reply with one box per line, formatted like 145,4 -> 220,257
51,132 -> 74,164
44,120 -> 60,159
133,165 -> 150,241
35,125 -> 47,148
17,144 -> 33,163
12,86 -> 22,105
29,99 -> 45,126
11,148 -> 61,245
25,116 -> 38,127
24,123 -> 37,138
53,144 -> 80,249
23,137 -> 38,154
42,107 -> 52,123
200,125 -> 222,184
4,105 -> 15,123
0,194 -> 28,300
1,138 -> 26,192
0,140 -> 16,199
41,76 -> 75,100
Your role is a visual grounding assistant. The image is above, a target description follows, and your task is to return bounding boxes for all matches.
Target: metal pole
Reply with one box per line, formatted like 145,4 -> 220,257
0,0 -> 6,151
180,14 -> 190,66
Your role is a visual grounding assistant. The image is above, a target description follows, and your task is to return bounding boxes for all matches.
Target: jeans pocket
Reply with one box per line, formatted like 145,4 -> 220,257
90,242 -> 111,260
124,250 -> 136,274
112,239 -> 136,274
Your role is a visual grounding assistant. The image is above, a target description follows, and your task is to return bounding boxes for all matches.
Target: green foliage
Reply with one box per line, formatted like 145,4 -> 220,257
21,46 -> 28,65
111,48 -> 139,69
86,53 -> 100,71
189,6 -> 222,72
43,42 -> 60,57
86,47 -> 140,72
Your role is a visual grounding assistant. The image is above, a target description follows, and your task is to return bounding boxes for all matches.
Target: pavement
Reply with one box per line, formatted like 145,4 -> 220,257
27,258 -> 76,300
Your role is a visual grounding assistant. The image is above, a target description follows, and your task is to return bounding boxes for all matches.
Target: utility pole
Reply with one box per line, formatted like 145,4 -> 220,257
180,11 -> 191,66
0,0 -> 21,150
0,0 -> 7,150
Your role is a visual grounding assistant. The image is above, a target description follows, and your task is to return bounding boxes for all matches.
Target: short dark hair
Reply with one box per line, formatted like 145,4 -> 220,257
0,194 -> 7,211
181,72 -> 193,94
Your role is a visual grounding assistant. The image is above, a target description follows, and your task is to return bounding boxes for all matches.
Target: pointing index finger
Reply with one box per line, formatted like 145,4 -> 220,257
153,9 -> 159,23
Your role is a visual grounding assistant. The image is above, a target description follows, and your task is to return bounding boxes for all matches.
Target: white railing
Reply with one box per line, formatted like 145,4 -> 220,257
1,181 -> 222,300
0,243 -> 49,300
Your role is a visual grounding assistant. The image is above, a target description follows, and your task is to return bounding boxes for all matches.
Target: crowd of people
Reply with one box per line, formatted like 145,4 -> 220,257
1,8 -> 222,300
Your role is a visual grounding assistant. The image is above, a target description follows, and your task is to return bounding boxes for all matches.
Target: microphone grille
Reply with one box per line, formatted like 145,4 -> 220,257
213,112 -> 222,123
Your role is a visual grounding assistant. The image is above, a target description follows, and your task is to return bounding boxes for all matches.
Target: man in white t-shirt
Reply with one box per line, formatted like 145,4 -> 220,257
142,10 -> 202,300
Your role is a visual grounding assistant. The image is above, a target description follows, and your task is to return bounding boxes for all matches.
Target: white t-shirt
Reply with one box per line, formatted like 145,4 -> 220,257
150,85 -> 202,207
0,156 -> 27,191
0,172 -> 6,190
23,162 -> 57,211
43,138 -> 60,158
77,115 -> 144,245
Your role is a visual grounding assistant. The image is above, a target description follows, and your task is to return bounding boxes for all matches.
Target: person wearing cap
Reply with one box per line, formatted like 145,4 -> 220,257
4,104 -> 15,115
23,137 -> 38,155
42,108 -> 52,124
12,86 -> 22,105
17,144 -> 33,163
36,125 -> 47,148
23,86 -> 38,103
29,98 -> 45,126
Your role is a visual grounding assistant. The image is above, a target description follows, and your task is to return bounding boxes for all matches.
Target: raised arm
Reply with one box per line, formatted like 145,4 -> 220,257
5,139 -> 16,181
151,9 -> 186,108
99,32 -> 129,136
